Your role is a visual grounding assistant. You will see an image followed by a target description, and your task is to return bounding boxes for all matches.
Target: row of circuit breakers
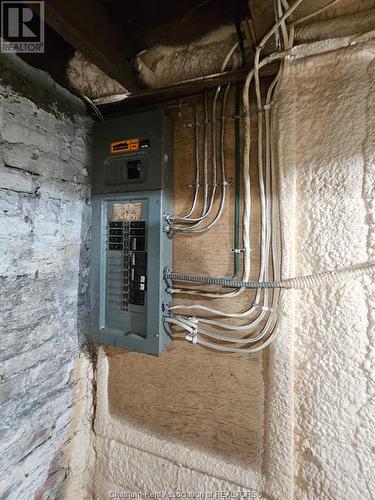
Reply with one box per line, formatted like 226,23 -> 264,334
90,110 -> 173,355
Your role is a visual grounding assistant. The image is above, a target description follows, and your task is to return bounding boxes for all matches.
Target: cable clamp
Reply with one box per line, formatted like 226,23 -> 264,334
253,302 -> 272,312
166,287 -> 173,295
162,302 -> 171,313
163,217 -> 174,233
222,180 -> 229,187
257,103 -> 273,113
188,316 -> 198,324
188,181 -> 200,188
163,214 -> 174,233
185,333 -> 198,344
261,305 -> 272,312
256,43 -> 265,50
163,266 -> 172,278
231,247 -> 247,254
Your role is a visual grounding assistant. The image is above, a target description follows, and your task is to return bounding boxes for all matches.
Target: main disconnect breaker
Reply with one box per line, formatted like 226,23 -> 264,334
90,109 -> 173,355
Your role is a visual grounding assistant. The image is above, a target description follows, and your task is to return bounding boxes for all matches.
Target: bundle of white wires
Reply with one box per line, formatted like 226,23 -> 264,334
164,0 -> 373,353
165,44 -> 238,237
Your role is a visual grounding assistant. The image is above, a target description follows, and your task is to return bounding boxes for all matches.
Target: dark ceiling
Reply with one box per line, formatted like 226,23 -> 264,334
101,0 -> 249,52
2,0 -> 373,113
14,0 -> 250,94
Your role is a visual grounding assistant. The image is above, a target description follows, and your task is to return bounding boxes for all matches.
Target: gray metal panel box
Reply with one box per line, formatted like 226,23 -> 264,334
93,109 -> 172,193
90,110 -> 172,355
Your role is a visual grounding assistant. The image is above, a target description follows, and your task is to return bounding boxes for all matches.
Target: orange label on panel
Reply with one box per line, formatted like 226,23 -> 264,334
110,138 -> 140,154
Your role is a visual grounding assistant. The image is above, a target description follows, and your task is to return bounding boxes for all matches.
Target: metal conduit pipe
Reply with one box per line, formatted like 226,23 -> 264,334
165,262 -> 375,290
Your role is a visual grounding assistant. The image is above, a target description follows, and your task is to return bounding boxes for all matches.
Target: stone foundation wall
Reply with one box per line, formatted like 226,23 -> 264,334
0,53 -> 93,499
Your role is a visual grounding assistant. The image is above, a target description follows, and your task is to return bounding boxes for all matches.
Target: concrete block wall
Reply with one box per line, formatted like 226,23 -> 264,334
0,53 -> 93,499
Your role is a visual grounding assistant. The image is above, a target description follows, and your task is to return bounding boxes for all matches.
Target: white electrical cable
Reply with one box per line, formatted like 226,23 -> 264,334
173,84 -> 231,234
167,2 -> 303,351
173,103 -> 201,220
168,41 -> 258,298
175,2 -> 302,332
292,0 -> 346,26
169,64 -> 284,333
168,57 -> 285,318
169,61 -> 284,326
169,257 -> 375,352
81,94 -> 104,121
170,49 -> 290,297
170,42 -> 239,232
166,92 -> 209,231
171,88 -> 221,229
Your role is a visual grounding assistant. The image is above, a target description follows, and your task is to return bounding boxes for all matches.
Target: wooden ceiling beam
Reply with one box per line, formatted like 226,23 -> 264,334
98,65 -> 278,116
25,0 -> 140,91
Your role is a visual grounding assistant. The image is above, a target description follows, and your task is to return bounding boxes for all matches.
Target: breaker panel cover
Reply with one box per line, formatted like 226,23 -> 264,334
90,110 -> 173,355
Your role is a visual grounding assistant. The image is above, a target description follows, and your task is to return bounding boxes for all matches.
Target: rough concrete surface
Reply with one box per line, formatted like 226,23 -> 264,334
0,53 -> 93,499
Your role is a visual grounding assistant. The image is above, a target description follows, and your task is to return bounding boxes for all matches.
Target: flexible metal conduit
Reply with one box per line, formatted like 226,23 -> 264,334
165,262 -> 375,290
165,0 -> 374,354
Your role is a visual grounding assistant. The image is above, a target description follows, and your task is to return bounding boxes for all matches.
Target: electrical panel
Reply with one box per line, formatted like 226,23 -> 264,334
90,110 -> 173,355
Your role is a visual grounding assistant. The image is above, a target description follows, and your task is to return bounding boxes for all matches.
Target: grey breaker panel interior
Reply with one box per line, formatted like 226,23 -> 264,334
89,109 -> 173,355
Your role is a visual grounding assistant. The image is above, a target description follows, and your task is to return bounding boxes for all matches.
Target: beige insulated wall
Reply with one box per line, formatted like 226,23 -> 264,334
273,36 -> 375,499
69,36 -> 375,500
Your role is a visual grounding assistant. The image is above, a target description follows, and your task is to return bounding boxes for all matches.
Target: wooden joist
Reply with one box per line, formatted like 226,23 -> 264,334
26,0 -> 140,91
97,65 -> 278,116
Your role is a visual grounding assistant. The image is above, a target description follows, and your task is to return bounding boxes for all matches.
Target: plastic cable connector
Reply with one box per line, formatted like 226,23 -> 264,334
185,334 -> 198,344
253,302 -> 272,312
231,247 -> 248,254
164,266 -> 172,277
257,103 -> 273,114
188,316 -> 198,324
161,302 -> 170,312
261,305 -> 272,312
